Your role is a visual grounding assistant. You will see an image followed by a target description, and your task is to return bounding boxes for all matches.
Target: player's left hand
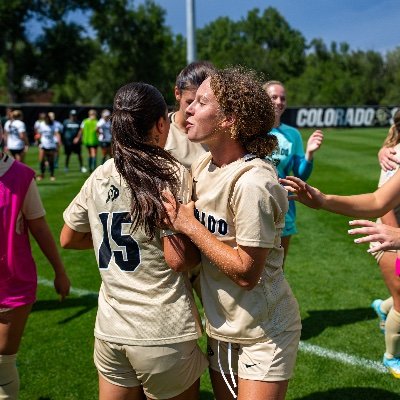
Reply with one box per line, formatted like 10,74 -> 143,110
348,219 -> 400,252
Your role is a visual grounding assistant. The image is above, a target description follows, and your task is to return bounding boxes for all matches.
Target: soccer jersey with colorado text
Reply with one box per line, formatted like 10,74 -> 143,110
192,153 -> 301,344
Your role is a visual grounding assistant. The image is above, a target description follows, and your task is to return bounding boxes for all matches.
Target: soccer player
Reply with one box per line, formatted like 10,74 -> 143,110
62,109 -> 86,172
263,81 -> 324,264
0,127 -> 70,400
60,82 -> 208,400
281,119 -> 400,377
165,61 -> 216,300
36,113 -> 60,181
3,110 -> 29,163
96,109 -> 112,164
165,61 -> 215,169
77,109 -> 98,172
164,67 -> 301,400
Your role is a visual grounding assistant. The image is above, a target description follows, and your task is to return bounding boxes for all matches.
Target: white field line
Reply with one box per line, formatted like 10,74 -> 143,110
38,277 -> 387,374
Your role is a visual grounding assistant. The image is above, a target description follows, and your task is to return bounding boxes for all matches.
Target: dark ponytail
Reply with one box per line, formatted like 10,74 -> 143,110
112,82 -> 180,239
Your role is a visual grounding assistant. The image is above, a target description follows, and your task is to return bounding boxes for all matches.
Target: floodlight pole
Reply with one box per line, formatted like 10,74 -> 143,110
186,0 -> 197,64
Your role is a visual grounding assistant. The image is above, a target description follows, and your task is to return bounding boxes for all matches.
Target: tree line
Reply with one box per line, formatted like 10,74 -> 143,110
1,0 -> 399,107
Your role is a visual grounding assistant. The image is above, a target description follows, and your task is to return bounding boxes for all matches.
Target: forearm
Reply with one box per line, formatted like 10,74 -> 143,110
163,233 -> 201,272
381,210 -> 399,227
60,224 -> 93,249
180,218 -> 258,288
28,217 -> 66,275
322,193 -> 391,218
295,157 -> 313,180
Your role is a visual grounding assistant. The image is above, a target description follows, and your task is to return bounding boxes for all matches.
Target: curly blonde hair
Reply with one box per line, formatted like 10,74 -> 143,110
210,66 -> 277,158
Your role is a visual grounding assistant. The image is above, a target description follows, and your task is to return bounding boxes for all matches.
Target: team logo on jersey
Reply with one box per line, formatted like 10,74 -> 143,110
106,185 -> 120,203
194,208 -> 229,236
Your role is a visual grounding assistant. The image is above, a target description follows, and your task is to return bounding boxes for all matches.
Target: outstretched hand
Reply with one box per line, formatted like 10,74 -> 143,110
279,176 -> 325,209
348,219 -> 400,252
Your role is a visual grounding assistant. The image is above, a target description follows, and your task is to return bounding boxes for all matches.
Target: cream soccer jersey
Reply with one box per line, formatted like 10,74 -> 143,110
63,159 -> 202,346
165,112 -> 207,169
192,153 -> 301,344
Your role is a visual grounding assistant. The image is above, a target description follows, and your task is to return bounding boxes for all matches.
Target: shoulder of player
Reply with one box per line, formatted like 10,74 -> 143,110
191,151 -> 212,175
234,158 -> 279,188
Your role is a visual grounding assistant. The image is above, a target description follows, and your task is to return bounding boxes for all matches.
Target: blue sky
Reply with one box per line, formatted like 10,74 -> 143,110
28,0 -> 400,54
139,0 -> 400,54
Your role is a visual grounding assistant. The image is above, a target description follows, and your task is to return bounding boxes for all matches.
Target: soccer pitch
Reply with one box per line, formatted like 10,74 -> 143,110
19,128 -> 400,399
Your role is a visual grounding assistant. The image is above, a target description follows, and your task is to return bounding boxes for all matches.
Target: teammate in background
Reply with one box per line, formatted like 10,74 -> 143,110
367,112 -> 400,377
165,61 -> 215,169
378,110 -> 400,171
0,126 -> 70,400
76,109 -> 98,173
62,110 -> 86,173
164,67 -> 301,400
60,82 -> 208,400
263,81 -> 324,264
3,110 -> 29,163
36,113 -> 60,181
33,112 -> 46,139
96,109 -> 112,164
281,117 -> 400,378
48,112 -> 63,169
165,61 -> 216,301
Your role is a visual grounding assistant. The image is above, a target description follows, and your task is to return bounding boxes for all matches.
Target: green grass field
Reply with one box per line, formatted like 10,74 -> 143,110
18,128 -> 400,399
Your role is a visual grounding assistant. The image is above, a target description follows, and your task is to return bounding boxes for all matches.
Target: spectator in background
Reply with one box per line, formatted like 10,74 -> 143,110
263,80 -> 324,265
4,110 -> 29,163
77,109 -> 98,173
36,113 -> 60,181
62,110 -> 86,173
96,109 -> 112,164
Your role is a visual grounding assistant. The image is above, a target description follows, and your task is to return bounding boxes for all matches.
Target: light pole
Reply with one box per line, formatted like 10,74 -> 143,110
186,0 -> 197,64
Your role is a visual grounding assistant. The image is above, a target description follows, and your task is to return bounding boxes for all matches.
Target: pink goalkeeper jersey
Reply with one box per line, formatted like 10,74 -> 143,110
0,160 -> 37,308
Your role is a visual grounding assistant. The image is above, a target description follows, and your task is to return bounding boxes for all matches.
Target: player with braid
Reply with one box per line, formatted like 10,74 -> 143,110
281,110 -> 400,379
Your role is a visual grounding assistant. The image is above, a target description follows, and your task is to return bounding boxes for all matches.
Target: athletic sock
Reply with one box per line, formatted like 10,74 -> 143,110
0,354 -> 19,400
385,307 -> 400,358
381,297 -> 394,314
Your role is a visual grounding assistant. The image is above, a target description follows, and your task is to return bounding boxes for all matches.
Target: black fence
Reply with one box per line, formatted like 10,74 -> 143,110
1,104 -> 399,141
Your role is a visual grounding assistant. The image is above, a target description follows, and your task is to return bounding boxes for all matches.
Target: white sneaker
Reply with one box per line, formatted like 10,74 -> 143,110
81,167 -> 88,173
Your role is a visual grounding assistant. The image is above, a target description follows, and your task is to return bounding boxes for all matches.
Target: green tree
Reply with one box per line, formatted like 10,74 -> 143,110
34,21 -> 98,102
87,0 -> 185,104
382,47 -> 400,105
197,8 -> 306,82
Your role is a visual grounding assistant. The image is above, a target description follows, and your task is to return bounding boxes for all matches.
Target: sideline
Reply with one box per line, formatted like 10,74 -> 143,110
38,277 -> 387,374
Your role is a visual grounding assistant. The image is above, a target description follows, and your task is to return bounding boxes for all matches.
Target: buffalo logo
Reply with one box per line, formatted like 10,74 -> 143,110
106,185 -> 120,203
